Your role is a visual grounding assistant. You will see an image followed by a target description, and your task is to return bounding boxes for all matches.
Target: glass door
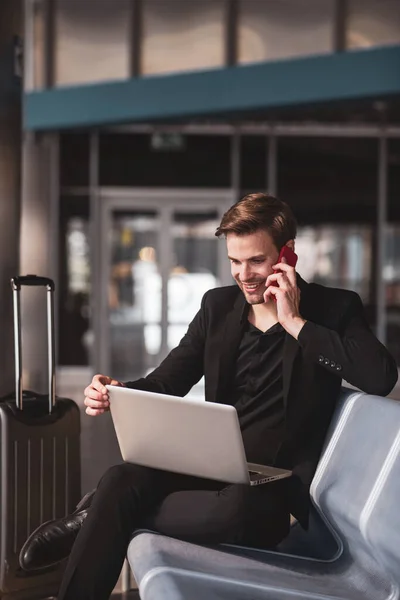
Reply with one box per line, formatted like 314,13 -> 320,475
98,190 -> 233,394
108,208 -> 161,381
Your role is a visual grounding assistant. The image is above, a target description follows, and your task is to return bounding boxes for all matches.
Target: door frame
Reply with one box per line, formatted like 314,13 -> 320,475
94,187 -> 235,376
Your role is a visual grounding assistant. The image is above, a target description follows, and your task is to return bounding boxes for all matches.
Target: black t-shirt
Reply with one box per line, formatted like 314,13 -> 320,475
230,320 -> 286,466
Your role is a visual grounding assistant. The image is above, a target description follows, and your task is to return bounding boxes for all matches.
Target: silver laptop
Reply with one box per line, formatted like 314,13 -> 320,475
107,385 -> 292,486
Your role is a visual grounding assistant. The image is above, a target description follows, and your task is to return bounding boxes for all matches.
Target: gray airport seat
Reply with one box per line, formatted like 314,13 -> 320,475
128,389 -> 400,599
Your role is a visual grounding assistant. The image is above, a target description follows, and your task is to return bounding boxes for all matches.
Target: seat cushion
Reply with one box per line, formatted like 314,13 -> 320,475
128,532 -> 390,600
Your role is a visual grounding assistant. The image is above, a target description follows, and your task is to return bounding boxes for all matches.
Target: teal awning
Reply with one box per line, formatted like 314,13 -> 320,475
24,45 -> 400,131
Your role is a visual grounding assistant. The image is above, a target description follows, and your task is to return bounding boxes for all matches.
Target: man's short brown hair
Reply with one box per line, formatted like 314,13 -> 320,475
215,192 -> 297,250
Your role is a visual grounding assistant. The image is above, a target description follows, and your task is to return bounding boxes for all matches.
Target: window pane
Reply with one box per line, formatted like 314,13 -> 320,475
168,211 -> 220,351
169,211 -> 220,400
55,0 -> 130,86
240,136 -> 268,193
278,137 -> 378,224
278,137 -> 378,325
31,0 -> 46,90
296,225 -> 372,302
385,226 -> 400,366
58,196 -> 90,366
60,132 -> 90,187
346,0 -> 400,49
238,0 -> 334,65
387,139 -> 400,365
99,133 -> 231,187
141,0 -> 225,75
109,211 -> 161,381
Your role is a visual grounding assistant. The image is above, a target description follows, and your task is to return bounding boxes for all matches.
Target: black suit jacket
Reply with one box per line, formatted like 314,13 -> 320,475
126,277 -> 398,527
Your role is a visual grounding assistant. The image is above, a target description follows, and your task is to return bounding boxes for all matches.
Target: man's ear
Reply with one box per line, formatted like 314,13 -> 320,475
286,239 -> 295,252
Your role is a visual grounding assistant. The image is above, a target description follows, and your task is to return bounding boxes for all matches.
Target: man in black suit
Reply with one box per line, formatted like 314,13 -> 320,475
20,193 -> 397,600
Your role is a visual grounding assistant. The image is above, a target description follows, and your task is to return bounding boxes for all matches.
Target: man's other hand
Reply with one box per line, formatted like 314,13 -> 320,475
84,374 -> 124,416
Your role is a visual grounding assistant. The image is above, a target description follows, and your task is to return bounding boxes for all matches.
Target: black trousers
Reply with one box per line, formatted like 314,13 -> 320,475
57,463 -> 290,600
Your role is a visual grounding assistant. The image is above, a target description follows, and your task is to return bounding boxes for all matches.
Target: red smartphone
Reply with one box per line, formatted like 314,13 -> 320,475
270,246 -> 298,300
276,245 -> 298,269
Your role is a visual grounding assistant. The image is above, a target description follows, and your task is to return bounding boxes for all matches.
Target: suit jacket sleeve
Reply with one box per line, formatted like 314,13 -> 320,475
124,291 -> 208,396
297,293 -> 398,396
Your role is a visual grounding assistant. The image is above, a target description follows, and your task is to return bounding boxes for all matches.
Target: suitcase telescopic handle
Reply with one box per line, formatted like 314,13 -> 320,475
10,275 -> 56,413
12,275 -> 55,290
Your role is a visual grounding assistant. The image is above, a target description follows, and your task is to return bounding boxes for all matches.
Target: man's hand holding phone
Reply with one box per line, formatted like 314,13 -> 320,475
263,246 -> 307,339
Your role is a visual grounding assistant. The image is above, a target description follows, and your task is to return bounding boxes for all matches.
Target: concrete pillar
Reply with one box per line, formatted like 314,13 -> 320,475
20,132 -> 58,392
0,0 -> 22,393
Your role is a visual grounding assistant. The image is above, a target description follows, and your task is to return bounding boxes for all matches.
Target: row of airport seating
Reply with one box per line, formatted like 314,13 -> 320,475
128,388 -> 400,600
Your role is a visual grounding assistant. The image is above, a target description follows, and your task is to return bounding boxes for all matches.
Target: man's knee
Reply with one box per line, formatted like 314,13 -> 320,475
97,463 -> 155,495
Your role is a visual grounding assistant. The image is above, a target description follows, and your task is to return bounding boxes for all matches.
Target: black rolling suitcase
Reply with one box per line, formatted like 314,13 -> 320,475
0,276 -> 81,598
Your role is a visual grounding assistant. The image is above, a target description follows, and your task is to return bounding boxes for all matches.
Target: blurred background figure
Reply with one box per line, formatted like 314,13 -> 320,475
1,2 -> 400,592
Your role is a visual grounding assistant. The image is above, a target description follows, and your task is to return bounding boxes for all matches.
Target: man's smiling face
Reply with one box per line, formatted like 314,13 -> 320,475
226,230 -> 281,305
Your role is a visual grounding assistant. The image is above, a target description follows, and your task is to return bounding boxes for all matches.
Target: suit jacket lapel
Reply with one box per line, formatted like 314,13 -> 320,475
216,292 -> 248,402
283,275 -> 311,409
282,333 -> 299,410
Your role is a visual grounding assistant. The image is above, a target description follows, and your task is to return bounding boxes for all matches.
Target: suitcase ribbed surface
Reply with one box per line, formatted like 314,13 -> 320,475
0,398 -> 81,595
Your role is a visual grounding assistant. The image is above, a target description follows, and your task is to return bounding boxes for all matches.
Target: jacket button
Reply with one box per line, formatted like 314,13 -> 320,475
318,355 -> 324,363
330,361 -> 336,368
324,358 -> 330,366
336,364 -> 342,371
